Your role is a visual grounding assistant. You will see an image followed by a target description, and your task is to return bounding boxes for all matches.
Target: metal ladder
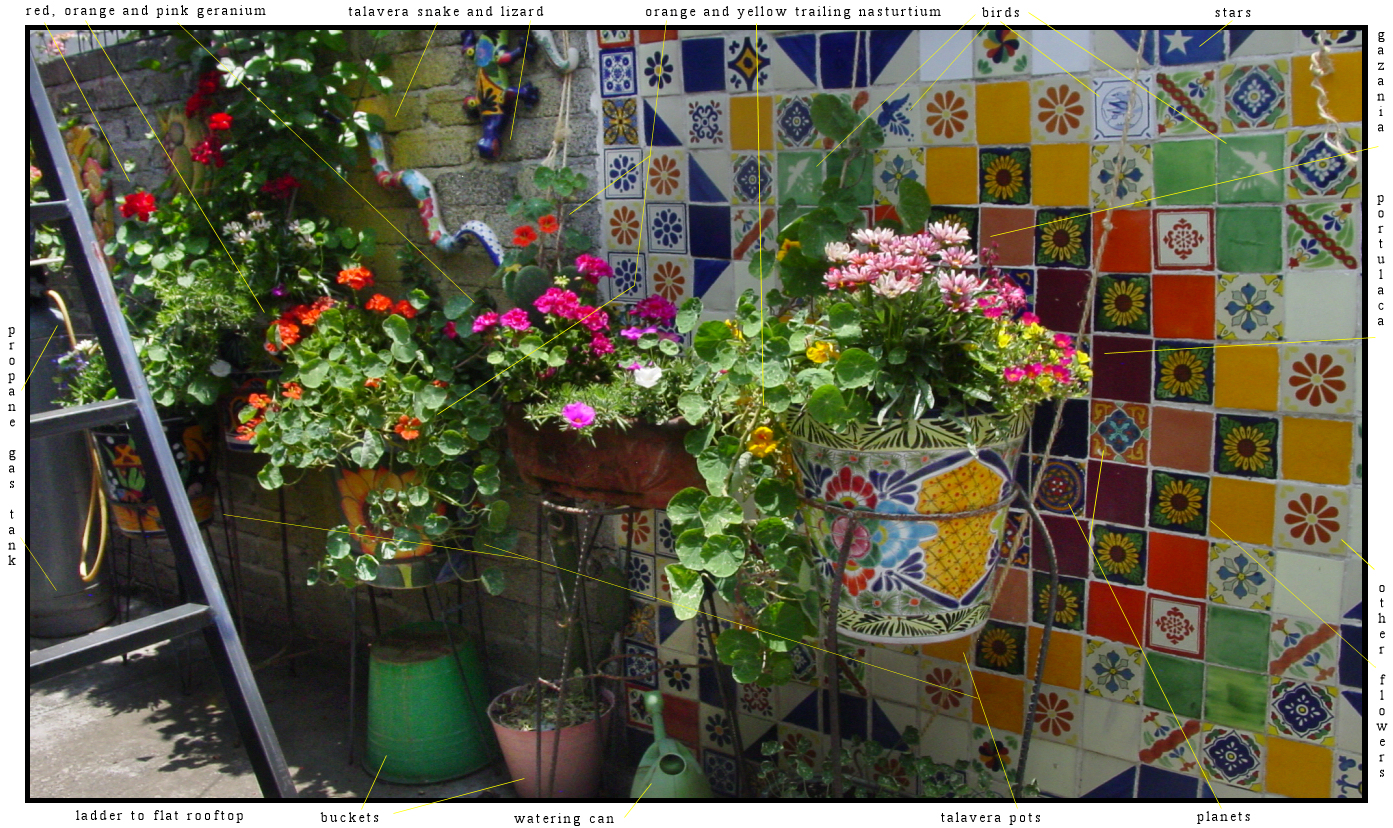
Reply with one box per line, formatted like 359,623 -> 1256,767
26,56 -> 297,799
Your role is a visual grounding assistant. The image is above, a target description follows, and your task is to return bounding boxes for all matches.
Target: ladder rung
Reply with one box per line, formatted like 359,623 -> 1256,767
30,398 -> 139,439
29,603 -> 214,683
29,200 -> 72,224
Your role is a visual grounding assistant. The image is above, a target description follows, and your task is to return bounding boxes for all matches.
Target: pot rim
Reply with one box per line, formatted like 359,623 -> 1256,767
505,404 -> 692,434
487,679 -> 616,731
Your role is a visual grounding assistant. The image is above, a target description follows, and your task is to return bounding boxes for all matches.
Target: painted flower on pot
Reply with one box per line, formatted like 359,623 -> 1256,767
824,467 -> 877,510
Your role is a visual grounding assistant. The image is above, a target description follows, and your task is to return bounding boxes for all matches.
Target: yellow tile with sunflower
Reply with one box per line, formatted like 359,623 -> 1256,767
1293,51 -> 1362,126
1214,345 -> 1279,411
1031,76 -> 1092,143
976,81 -> 1031,145
921,82 -> 976,145
729,95 -> 774,151
1208,477 -> 1275,546
1032,144 -> 1090,207
922,146 -> 981,205
1281,417 -> 1353,485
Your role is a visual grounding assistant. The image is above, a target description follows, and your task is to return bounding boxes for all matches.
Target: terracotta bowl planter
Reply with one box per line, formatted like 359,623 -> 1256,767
505,407 -> 704,510
488,682 -> 615,799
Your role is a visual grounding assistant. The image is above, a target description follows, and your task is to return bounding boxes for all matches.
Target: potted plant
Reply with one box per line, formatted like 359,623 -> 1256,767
249,250 -> 509,592
485,164 -> 703,509
487,676 -> 616,799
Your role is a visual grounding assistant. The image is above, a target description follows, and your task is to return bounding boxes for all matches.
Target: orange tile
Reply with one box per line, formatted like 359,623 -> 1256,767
1147,532 -> 1208,598
989,566 -> 1030,623
1293,51 -> 1363,126
1266,737 -> 1333,797
1208,477 -> 1275,546
729,95 -> 773,151
922,146 -> 980,205
920,636 -> 973,661
1214,345 -> 1279,411
1150,406 -> 1213,473
1282,417 -> 1353,485
1153,274 -> 1217,339
1092,209 -> 1151,272
1027,627 -> 1083,690
1032,144 -> 1090,207
970,669 -> 1025,733
980,207 -> 1036,266
976,81 -> 1031,145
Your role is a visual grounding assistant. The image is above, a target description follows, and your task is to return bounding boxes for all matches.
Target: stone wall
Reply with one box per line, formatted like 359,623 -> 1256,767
37,29 -> 609,692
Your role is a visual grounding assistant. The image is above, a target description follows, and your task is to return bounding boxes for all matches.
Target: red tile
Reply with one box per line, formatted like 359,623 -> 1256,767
982,207 -> 1037,266
1091,334 -> 1153,404
1093,209 -> 1152,273
1086,460 -> 1150,528
1146,532 -> 1208,598
662,694 -> 700,748
1034,513 -> 1091,578
1035,269 -> 1092,333
1152,274 -> 1216,340
1086,582 -> 1146,646
639,29 -> 678,43
989,566 -> 1030,622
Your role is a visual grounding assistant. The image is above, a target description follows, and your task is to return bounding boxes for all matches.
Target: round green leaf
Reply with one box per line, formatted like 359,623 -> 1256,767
666,488 -> 706,529
833,347 -> 878,389
355,554 -> 380,582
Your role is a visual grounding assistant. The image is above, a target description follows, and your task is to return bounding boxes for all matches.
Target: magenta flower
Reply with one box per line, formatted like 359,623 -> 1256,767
590,333 -> 615,355
562,401 -> 596,429
620,325 -> 658,341
500,308 -> 532,331
1020,311 -> 1041,326
633,294 -> 678,323
534,288 -> 581,319
575,254 -> 612,284
472,312 -> 500,333
1053,333 -> 1073,349
1003,366 -> 1026,383
576,305 -> 610,332
443,321 -> 458,339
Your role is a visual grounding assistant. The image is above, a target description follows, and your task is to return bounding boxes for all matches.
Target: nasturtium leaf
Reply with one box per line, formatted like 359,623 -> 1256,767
438,429 -> 466,455
407,486 -> 431,507
833,347 -> 878,389
444,294 -> 474,320
755,478 -> 798,518
675,528 -> 707,570
897,177 -> 931,233
326,527 -> 352,560
665,487 -> 706,529
827,302 -> 862,339
676,298 -> 702,334
757,601 -> 809,651
487,499 -> 510,531
809,93 -> 857,142
424,514 -> 450,538
299,358 -> 331,388
383,313 -> 411,345
698,534 -> 746,578
684,422 -> 716,454
480,566 -> 506,596
355,554 -> 380,582
752,517 -> 789,546
677,392 -> 710,427
806,384 -> 849,425
666,564 -> 705,620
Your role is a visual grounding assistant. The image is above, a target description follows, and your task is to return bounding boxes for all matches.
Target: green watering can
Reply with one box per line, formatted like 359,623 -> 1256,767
629,692 -> 713,798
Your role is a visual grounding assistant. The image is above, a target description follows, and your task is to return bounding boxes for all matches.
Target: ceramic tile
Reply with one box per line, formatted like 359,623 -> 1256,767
1034,210 -> 1092,269
1095,30 -> 1156,68
1037,512 -> 1092,579
1158,29 -> 1227,66
647,149 -> 687,202
637,29 -> 677,44
1285,202 -> 1358,270
1152,341 -> 1212,404
979,208 -> 1035,266
1228,29 -> 1298,58
1204,665 -> 1267,731
1299,29 -> 1363,49
921,82 -> 975,145
866,646 -> 919,706
1204,605 -> 1270,675
729,153 -> 772,205
1090,143 -> 1153,208
975,27 -> 1030,77
1139,708 -> 1201,772
873,147 -> 924,207
1265,735 -> 1333,797
1029,740 -> 1083,797
1086,582 -> 1146,647
769,33 -> 817,89
1217,133 -> 1285,203
1214,414 -> 1280,479
1093,208 -> 1153,273
1221,61 -> 1288,133
1093,276 -> 1150,335
640,97 -> 686,147
600,48 -> 638,98
647,255 -> 693,306
1035,458 -> 1086,515
989,566 -> 1030,624
680,37 -> 726,93
1199,725 -> 1265,790
921,148 -> 980,204
1027,626 -> 1084,692
823,151 -> 874,205
920,658 -> 972,719
1215,273 -> 1283,341
597,30 -> 633,50
774,723 -> 825,768
1214,343 -> 1279,411
919,29 -> 977,82
1025,29 -> 1093,74
870,87 -> 920,147
1281,417 -> 1352,485
974,620 -> 1027,675
970,725 -> 1021,778
1033,573 -> 1086,632
976,80 -> 1031,144
1031,143 -> 1090,207
1333,752 -> 1364,798
604,253 -> 647,303
637,40 -> 682,97
729,206 -> 775,262
700,702 -> 739,751
1031,76 -> 1091,142
1084,638 -> 1144,703
1157,69 -> 1220,137
1216,205 -> 1284,272
1091,523 -> 1147,585
1270,549 -> 1343,622
1031,397 -> 1089,458
1283,271 -> 1359,341
1154,138 -> 1217,204
1147,532 -> 1209,599
1144,652 -> 1205,718
1093,74 -> 1157,140
1335,690 -> 1362,753
1268,615 -> 1341,684
728,95 -> 773,152
603,148 -> 644,201
724,32 -> 771,94
773,94 -> 814,149
1149,406 -> 1213,472
1269,678 -> 1336,744
1081,752 -> 1136,797
702,749 -> 738,797
1210,477 -> 1276,547
602,97 -> 639,146
626,683 -> 654,731
1034,686 -> 1083,746
1279,345 -> 1355,414
685,96 -> 727,148
1208,541 -> 1275,610
970,671 -> 1025,733
1149,470 -> 1209,535
1082,696 -> 1144,760
688,151 -> 732,205
1089,401 -> 1150,464
1087,460 -> 1151,529
1292,49 -> 1362,125
980,147 -> 1030,205
1148,594 -> 1207,658
659,657 -> 698,700
654,512 -> 673,554
817,31 -> 868,89
625,641 -> 659,689
645,203 -> 688,254
625,597 -> 657,646
1288,129 -> 1361,199
1274,483 -> 1349,555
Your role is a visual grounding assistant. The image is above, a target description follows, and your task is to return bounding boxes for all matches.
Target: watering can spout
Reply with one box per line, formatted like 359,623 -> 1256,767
628,691 -> 713,798
644,692 -> 667,742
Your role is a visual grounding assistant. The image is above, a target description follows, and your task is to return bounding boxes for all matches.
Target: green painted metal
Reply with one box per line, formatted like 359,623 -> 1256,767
367,621 -> 497,784
629,692 -> 712,799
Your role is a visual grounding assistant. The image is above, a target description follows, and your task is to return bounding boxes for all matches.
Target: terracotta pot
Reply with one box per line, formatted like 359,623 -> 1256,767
505,407 -> 704,510
789,406 -> 1031,644
91,412 -> 217,539
489,683 -> 615,799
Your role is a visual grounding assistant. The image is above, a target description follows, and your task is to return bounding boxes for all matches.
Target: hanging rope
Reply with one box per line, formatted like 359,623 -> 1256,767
1308,30 -> 1351,155
541,30 -> 575,171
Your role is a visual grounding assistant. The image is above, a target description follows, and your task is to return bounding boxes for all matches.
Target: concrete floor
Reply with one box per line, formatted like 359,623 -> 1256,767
29,600 -> 522,800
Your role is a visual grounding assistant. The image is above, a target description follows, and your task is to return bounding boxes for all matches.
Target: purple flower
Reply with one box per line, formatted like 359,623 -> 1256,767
270,284 -> 288,298
620,325 -> 658,341
562,401 -> 596,429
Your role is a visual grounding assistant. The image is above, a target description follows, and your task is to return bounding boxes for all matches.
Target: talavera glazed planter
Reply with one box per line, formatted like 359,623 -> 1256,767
505,407 -> 704,510
334,466 -> 467,589
91,412 -> 216,538
789,407 -> 1031,644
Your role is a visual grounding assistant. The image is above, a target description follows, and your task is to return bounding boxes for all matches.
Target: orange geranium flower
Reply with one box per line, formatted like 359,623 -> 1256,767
365,293 -> 392,312
336,266 -> 374,290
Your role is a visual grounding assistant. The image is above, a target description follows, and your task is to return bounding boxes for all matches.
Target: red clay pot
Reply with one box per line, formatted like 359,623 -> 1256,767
489,685 -> 615,799
505,407 -> 704,510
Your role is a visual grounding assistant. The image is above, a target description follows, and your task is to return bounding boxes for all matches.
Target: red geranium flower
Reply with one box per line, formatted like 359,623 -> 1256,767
185,92 -> 210,118
197,71 -> 221,95
336,266 -> 374,290
538,214 -> 559,234
119,191 -> 157,221
393,300 -> 417,319
365,294 -> 392,312
208,112 -> 232,131
261,175 -> 301,199
190,135 -> 224,168
512,225 -> 539,247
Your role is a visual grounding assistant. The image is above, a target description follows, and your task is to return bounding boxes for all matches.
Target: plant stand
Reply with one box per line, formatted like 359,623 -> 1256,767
805,484 -> 1059,800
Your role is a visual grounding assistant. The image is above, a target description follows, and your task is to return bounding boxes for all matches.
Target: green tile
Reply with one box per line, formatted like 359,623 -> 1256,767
1204,665 -> 1268,731
1215,206 -> 1283,272
778,151 -> 825,206
1205,606 -> 1271,672
1143,652 -> 1204,718
824,152 -> 874,206
1217,134 -> 1285,203
1154,139 -> 1217,205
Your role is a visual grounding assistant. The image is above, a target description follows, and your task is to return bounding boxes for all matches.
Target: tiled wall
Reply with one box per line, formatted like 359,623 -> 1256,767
595,28 -> 1364,799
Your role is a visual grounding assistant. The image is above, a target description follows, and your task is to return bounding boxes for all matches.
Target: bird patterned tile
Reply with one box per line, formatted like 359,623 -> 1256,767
1094,74 -> 1157,141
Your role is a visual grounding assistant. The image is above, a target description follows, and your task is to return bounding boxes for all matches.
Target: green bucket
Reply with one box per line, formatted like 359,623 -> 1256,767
367,621 -> 497,784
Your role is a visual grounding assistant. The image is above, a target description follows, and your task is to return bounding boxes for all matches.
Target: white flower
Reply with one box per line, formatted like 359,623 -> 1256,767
246,210 -> 264,222
233,230 -> 253,245
850,227 -> 897,248
297,235 -> 318,250
926,220 -> 971,245
209,360 -> 231,378
222,221 -> 244,235
824,241 -> 853,262
633,365 -> 663,388
251,219 -> 272,234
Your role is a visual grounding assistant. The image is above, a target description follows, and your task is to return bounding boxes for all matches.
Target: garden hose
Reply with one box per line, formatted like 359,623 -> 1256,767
45,289 -> 109,584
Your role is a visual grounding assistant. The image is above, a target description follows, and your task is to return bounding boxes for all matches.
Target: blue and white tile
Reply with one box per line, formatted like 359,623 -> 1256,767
865,30 -> 918,86
637,39 -> 682,97
1228,30 -> 1298,59
730,152 -> 774,205
599,48 -> 638,98
818,31 -> 869,89
724,31 -> 772,94
641,97 -> 687,148
688,151 -> 732,204
771,32 -> 818,89
918,29 -> 976,81
603,148 -> 644,200
1094,30 -> 1157,67
873,147 -> 924,207
625,641 -> 659,690
646,203 -> 690,255
1336,690 -> 1362,753
1300,29 -> 1362,49
1333,752 -> 1364,798
1216,273 -> 1283,341
603,252 -> 647,303
775,94 -> 817,149
1094,74 -> 1157,140
869,86 -> 920,147
681,36 -> 728,94
686,96 -> 728,148
658,655 -> 698,700
627,550 -> 657,597
702,749 -> 739,797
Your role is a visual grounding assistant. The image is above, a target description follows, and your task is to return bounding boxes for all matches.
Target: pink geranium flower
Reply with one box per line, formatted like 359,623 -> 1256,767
472,312 -> 500,333
500,308 -> 531,331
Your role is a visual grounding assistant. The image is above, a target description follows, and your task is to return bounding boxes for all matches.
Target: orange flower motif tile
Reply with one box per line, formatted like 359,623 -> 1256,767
1033,686 -> 1082,745
920,658 -> 972,718
606,202 -> 642,249
1031,77 -> 1091,142
1274,483 -> 1348,555
921,82 -> 975,144
1089,401 -> 1150,464
975,80 -> 1031,145
1279,345 -> 1356,415
647,149 -> 687,200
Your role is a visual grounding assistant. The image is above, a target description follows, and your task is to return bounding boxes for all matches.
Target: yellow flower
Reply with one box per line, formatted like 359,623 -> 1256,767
982,154 -> 1025,201
1077,351 -> 1091,364
1040,586 -> 1080,626
724,319 -> 745,342
747,426 -> 778,458
978,628 -> 1018,669
1025,323 -> 1045,340
806,340 -> 838,364
1095,532 -> 1140,575
1222,425 -> 1273,472
776,238 -> 801,262
1159,350 -> 1207,398
1156,478 -> 1204,526
997,330 -> 1013,348
1040,218 -> 1084,262
1102,279 -> 1147,327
